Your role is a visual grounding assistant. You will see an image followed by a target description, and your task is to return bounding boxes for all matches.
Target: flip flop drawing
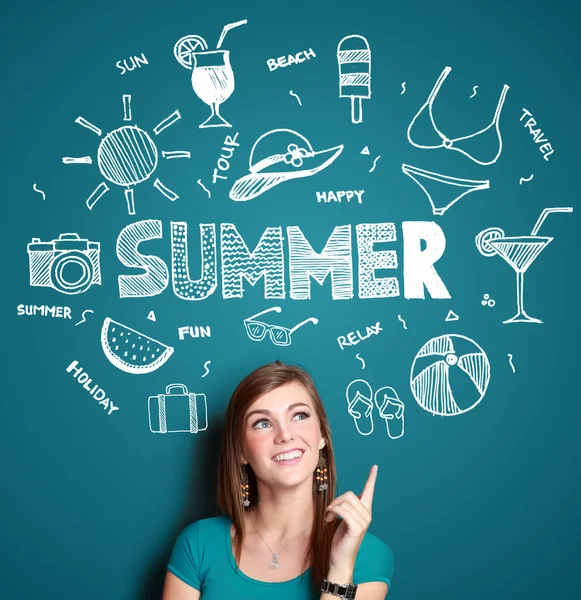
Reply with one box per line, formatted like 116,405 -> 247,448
346,379 -> 374,436
374,386 -> 405,439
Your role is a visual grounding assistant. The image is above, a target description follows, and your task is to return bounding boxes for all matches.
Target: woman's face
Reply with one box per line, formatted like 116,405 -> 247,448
240,381 -> 325,490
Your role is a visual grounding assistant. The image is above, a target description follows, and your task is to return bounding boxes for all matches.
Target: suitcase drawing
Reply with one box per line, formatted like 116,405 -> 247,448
148,383 -> 208,434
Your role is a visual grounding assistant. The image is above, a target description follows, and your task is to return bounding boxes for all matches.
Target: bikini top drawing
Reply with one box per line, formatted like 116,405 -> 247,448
407,66 -> 510,166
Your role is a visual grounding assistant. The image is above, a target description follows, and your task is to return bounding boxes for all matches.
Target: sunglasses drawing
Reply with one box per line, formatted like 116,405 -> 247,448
243,306 -> 319,347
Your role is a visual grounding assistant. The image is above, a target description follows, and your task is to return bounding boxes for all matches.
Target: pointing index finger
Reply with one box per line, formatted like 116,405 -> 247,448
359,464 -> 378,508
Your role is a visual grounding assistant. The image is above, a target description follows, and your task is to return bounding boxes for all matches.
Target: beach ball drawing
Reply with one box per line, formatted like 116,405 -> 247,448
410,334 -> 490,416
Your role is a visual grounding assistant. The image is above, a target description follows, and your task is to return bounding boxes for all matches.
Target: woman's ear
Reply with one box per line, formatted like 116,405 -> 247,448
319,438 -> 326,450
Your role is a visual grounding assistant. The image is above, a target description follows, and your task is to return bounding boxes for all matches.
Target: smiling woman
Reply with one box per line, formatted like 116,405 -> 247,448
162,361 -> 394,600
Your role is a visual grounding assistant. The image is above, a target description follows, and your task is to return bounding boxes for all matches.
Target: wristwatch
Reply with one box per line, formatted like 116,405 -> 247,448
321,578 -> 358,599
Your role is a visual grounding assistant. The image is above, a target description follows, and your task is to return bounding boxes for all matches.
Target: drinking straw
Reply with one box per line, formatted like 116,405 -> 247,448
216,19 -> 248,49
530,207 -> 573,236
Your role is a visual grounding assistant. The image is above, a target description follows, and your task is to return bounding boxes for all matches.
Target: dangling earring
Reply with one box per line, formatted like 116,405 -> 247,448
240,463 -> 250,508
315,450 -> 328,492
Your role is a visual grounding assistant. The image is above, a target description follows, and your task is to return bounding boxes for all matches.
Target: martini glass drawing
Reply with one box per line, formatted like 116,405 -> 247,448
475,207 -> 573,323
174,20 -> 247,128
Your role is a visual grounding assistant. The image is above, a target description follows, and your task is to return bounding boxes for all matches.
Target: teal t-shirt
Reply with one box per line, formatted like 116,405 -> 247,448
168,515 -> 394,599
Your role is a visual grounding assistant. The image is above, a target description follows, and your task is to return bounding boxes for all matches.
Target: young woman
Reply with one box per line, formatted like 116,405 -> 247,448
162,361 -> 393,599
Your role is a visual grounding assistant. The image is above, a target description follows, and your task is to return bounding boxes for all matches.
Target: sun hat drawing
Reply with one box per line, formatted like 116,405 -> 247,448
229,128 -> 344,201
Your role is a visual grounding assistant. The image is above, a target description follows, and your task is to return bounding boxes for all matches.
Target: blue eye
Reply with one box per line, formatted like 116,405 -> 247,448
251,412 -> 310,429
294,411 -> 310,421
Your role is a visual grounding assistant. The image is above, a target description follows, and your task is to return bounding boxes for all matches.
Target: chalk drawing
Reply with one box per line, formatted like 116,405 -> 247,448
289,90 -> 302,106
337,322 -> 382,350
519,109 -> 555,160
174,20 -> 247,128
62,157 -> 92,164
475,207 -> 573,323
171,222 -> 218,301
74,309 -> 94,327
408,66 -> 509,165
374,386 -> 405,439
346,379 -> 374,435
410,334 -> 490,416
117,220 -> 169,298
221,224 -> 285,299
243,306 -> 318,346
66,360 -> 119,415
356,223 -> 398,299
148,383 -> 208,434
507,354 -> 516,373
230,129 -> 343,201
287,225 -> 353,300
201,361 -> 211,378
33,184 -> 46,200
481,293 -> 496,307
68,96 -> 188,215
402,163 -> 490,216
337,35 -> 371,124
197,179 -> 211,197
101,317 -> 174,374
28,233 -> 101,295
369,156 -> 381,173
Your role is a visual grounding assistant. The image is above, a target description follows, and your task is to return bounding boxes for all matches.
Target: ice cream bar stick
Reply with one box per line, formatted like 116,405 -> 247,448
125,188 -> 136,216
530,207 -> 573,235
351,97 -> 363,124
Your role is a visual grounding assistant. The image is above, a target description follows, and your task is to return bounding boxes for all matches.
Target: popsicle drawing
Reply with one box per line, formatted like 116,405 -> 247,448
337,35 -> 371,124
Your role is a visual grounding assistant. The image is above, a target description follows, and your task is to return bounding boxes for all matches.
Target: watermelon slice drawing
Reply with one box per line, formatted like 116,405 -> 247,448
101,318 -> 174,374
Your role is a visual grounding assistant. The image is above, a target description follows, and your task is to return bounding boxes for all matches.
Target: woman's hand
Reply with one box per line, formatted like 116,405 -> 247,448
326,464 -> 378,572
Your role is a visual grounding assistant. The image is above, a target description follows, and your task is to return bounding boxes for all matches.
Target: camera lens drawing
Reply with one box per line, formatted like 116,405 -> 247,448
475,206 -> 573,324
65,95 -> 190,215
28,232 -> 101,295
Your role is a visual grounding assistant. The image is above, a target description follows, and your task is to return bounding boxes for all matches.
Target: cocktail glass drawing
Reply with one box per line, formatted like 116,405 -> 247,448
174,20 -> 247,129
475,207 -> 573,324
191,50 -> 234,128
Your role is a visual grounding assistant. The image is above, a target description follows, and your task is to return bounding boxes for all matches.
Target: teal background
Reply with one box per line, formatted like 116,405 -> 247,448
3,0 -> 579,598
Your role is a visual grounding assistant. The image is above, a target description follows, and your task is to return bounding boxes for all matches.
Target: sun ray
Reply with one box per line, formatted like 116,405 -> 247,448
154,178 -> 179,201
70,97 -> 190,214
125,188 -> 136,215
62,156 -> 93,164
153,110 -> 181,135
162,150 -> 191,159
86,182 -> 110,210
123,94 -> 132,121
75,117 -> 102,136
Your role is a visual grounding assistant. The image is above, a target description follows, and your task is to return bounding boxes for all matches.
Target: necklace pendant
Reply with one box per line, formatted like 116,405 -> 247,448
269,554 -> 280,570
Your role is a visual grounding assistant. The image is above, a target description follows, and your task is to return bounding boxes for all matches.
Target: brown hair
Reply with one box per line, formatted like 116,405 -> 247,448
217,360 -> 338,596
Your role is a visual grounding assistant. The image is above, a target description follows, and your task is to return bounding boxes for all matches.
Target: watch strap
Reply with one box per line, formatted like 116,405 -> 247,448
321,578 -> 358,599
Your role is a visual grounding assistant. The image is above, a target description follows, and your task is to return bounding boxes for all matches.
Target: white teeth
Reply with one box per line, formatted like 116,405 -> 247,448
272,450 -> 303,462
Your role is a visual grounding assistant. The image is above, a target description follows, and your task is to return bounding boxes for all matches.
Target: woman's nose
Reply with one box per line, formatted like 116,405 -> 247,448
274,421 -> 295,442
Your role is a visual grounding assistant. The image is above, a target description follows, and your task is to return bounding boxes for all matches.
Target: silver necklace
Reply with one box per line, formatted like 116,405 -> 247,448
249,509 -> 312,570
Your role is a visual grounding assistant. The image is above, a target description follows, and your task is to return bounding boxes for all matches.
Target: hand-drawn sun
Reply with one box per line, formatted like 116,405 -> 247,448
64,95 -> 190,215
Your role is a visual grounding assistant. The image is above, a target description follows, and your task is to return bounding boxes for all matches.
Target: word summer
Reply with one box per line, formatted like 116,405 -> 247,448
115,220 -> 451,300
